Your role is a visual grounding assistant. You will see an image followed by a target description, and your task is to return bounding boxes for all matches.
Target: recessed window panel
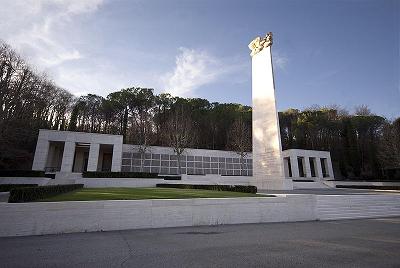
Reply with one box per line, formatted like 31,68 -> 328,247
151,160 -> 160,166
179,161 -> 186,167
151,167 -> 160,173
142,167 -> 150,172
122,159 -> 131,165
195,162 -> 202,168
121,166 -> 130,172
133,166 -> 142,172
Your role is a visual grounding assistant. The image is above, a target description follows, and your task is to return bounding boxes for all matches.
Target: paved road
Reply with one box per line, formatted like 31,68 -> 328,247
0,218 -> 399,268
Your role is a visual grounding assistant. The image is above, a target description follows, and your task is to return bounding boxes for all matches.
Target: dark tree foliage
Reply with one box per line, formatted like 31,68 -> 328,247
279,107 -> 393,179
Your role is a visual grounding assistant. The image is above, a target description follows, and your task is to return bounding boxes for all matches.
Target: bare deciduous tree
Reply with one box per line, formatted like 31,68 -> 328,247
164,105 -> 195,174
227,116 -> 251,175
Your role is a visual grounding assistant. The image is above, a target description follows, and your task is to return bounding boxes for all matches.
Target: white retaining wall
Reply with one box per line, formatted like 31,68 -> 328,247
1,193 -> 400,237
0,177 -> 51,186
0,196 -> 315,237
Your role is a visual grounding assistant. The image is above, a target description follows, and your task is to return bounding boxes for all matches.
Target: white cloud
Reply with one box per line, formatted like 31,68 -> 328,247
0,0 -> 104,68
272,51 -> 289,70
161,47 -> 237,97
0,2 -> 247,98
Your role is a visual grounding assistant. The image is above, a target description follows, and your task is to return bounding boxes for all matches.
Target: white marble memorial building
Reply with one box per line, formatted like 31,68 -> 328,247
32,129 -> 334,183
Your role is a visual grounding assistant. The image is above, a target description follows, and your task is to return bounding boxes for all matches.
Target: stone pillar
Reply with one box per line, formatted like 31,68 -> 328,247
304,157 -> 312,178
315,158 -> 323,179
283,158 -> 290,177
326,154 -> 334,179
32,135 -> 50,171
87,143 -> 100,172
60,141 -> 76,172
111,142 -> 122,172
290,155 -> 300,178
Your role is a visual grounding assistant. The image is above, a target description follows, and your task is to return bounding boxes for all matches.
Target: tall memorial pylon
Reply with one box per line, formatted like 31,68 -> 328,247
249,32 -> 293,190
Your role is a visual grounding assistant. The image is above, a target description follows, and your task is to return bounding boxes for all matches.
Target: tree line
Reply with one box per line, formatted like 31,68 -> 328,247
279,107 -> 399,179
0,40 -> 398,179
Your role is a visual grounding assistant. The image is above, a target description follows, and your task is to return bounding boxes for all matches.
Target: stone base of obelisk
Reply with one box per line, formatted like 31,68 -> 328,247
250,177 -> 294,190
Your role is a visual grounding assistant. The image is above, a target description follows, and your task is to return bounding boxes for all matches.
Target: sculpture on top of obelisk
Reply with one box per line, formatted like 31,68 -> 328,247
249,32 -> 293,190
248,32 -> 273,57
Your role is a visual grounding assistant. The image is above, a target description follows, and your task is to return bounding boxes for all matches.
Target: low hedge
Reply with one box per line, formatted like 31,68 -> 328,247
336,185 -> 400,190
162,176 -> 182,180
0,170 -> 45,177
8,184 -> 84,203
0,184 -> 38,192
156,184 -> 257,194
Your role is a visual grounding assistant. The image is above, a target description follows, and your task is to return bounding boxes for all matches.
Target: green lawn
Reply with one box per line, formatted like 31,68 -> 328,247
39,187 -> 261,202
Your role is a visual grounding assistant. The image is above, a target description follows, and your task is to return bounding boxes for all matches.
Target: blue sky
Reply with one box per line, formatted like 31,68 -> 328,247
1,0 -> 399,118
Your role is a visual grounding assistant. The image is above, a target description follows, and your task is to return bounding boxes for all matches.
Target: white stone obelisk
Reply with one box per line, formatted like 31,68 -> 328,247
249,33 -> 293,190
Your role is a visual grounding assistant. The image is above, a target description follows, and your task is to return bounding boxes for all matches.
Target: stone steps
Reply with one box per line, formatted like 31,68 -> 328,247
316,195 -> 400,220
293,181 -> 331,189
